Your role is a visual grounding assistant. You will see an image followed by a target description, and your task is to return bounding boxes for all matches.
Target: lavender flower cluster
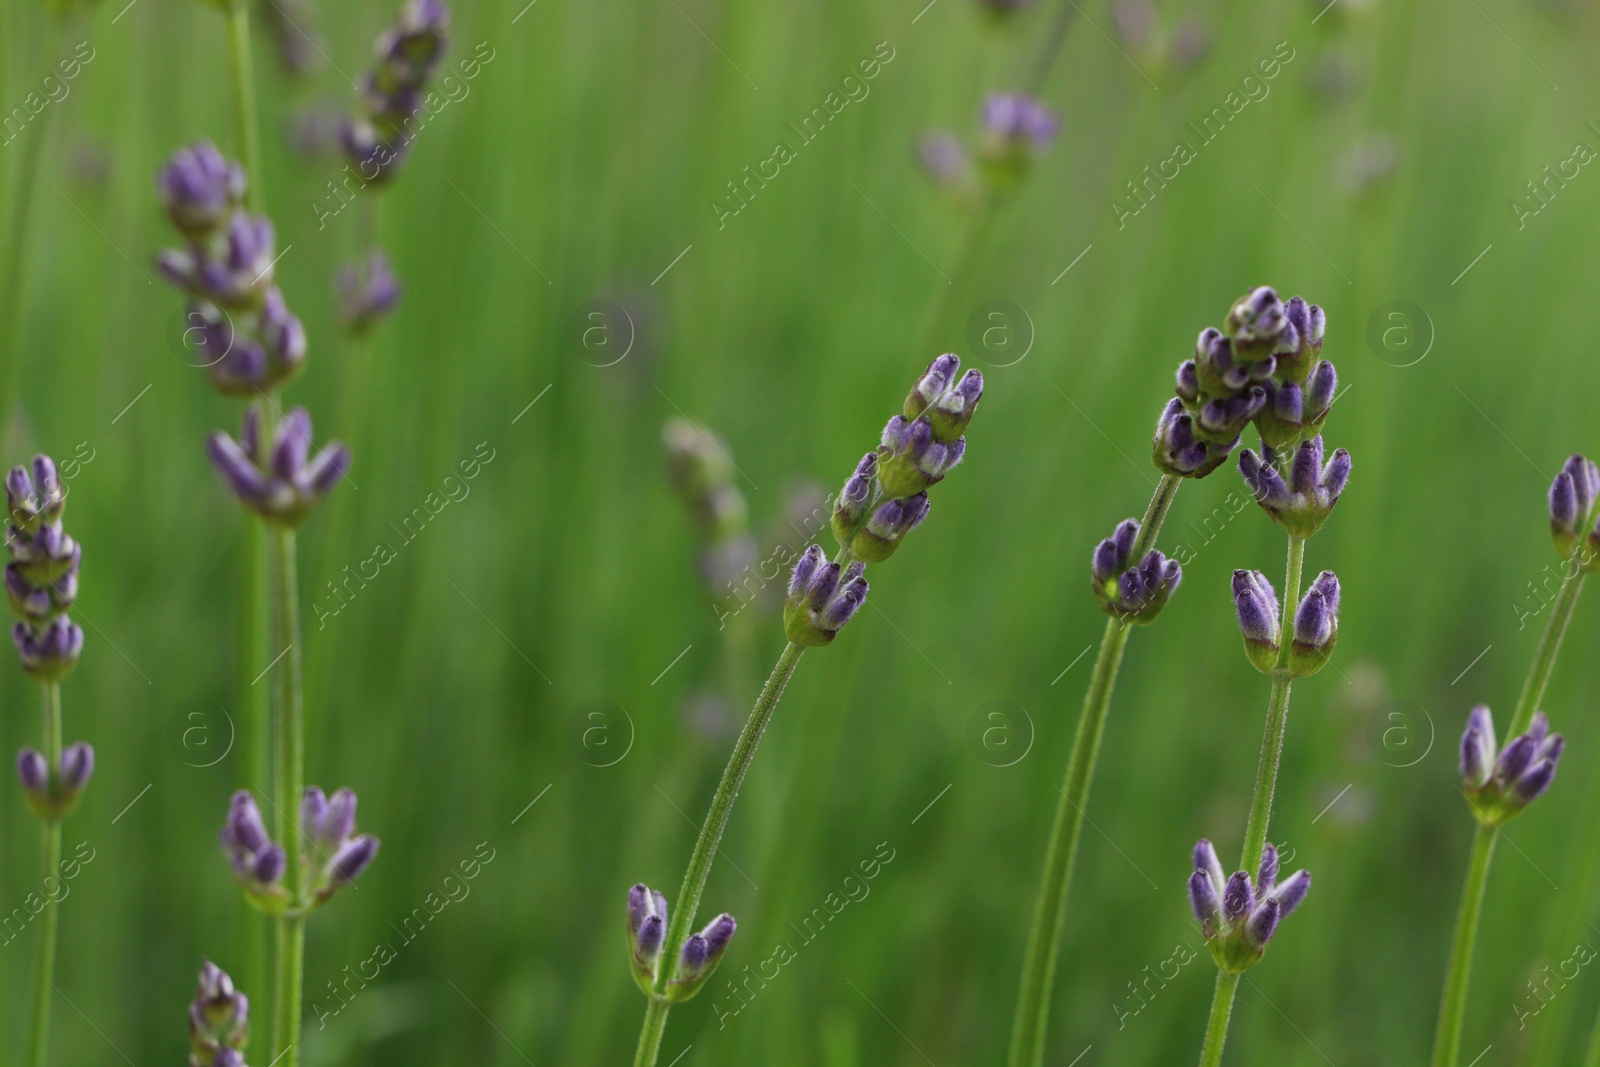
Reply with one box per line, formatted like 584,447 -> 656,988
340,0 -> 451,188
220,788 -> 378,915
1188,840 -> 1310,972
157,143 -> 305,396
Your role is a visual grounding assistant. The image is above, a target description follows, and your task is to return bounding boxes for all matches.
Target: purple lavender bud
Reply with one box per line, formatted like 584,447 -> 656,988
1232,569 -> 1280,654
301,786 -> 329,842
919,132 -> 971,186
1495,734 -> 1537,784
669,913 -> 737,999
222,790 -> 271,855
1092,539 -> 1122,585
1305,360 -> 1336,419
1153,398 -> 1224,477
1460,704 -> 1496,788
1238,449 -> 1291,509
1222,870 -> 1255,922
17,748 -> 47,794
1194,839 -> 1225,889
7,565 -> 52,621
338,252 -> 403,334
190,958 -> 251,1061
1190,869 -> 1223,928
788,544 -> 825,603
906,354 -> 960,416
1269,869 -> 1311,917
1257,842 -> 1278,896
980,92 -> 1060,148
819,566 -> 868,631
638,914 -> 665,961
59,741 -> 93,791
1563,454 -> 1600,514
323,787 -> 358,848
1514,759 -> 1558,804
159,142 -> 246,239
259,288 -> 307,381
13,618 -> 83,681
1176,359 -> 1201,403
207,431 -> 270,508
1293,573 -> 1338,652
1291,436 -> 1324,496
328,834 -> 379,887
784,550 -> 868,646
209,409 -> 350,527
1224,287 -> 1291,361
252,844 -> 287,886
1273,381 -> 1304,424
1244,897 -> 1281,949
1322,448 -> 1352,501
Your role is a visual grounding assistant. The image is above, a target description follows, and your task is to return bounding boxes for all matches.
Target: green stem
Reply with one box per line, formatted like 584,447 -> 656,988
268,525 -> 305,1067
1006,473 -> 1182,1067
1198,971 -> 1241,1067
224,0 -> 266,213
1022,0 -> 1080,93
0,20 -> 68,442
633,997 -> 671,1067
633,641 -> 808,1066
1237,535 -> 1304,875
1508,568 -> 1587,736
25,682 -> 62,1067
1430,825 -> 1497,1067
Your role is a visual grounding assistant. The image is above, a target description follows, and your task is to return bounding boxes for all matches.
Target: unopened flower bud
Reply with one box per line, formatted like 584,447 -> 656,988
1459,706 -> 1565,824
1153,398 -> 1237,479
878,416 -> 965,497
1189,837 -> 1311,973
1287,570 -> 1340,677
1090,517 -> 1181,624
1232,569 -> 1280,673
1550,453 -> 1600,568
220,791 -> 291,914
626,883 -> 670,993
1223,286 -> 1294,363
667,913 -> 737,1002
783,547 -> 868,646
300,785 -> 380,905
208,408 -> 351,527
1275,295 -> 1325,381
850,494 -> 930,563
189,958 -> 252,1066
1239,436 -> 1351,538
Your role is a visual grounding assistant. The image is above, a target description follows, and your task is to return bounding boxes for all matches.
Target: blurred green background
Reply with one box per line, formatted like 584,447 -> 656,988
2,0 -> 1599,1062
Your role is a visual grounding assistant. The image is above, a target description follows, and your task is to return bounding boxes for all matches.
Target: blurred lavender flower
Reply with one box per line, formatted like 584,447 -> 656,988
189,959 -> 251,1067
1287,569 -> 1340,677
220,791 -> 289,913
342,0 -> 451,187
1189,839 -> 1310,972
207,408 -> 350,527
625,884 -> 736,1002
6,456 -> 84,682
1091,517 -> 1181,624
1238,435 -> 1351,538
157,142 -> 308,396
1460,706 -> 1564,824
300,786 -> 380,904
1549,453 -> 1600,567
919,131 -> 973,191
977,92 -> 1059,188
662,419 -> 759,600
16,741 -> 92,822
337,252 -> 403,334
783,545 -> 868,647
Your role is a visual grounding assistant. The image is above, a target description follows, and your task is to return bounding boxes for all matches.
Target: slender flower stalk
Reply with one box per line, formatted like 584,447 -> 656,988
1428,455 -> 1594,1067
629,356 -> 984,1067
7,455 -> 94,1067
1191,289 -> 1343,1066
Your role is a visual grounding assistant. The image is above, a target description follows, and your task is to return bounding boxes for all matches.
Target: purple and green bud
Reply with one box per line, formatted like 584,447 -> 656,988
337,252 -> 403,335
1189,839 -> 1311,972
627,883 -> 670,993
300,786 -> 381,905
158,141 -> 246,242
1288,570 -> 1340,677
666,912 -> 738,1002
1238,436 -> 1351,539
16,741 -> 93,822
783,546 -> 868,647
1090,517 -> 1181,624
1460,705 -> 1564,824
850,493 -> 930,563
878,415 -> 966,497
6,456 -> 84,681
1222,286 -> 1296,363
220,791 -> 290,914
208,408 -> 351,527
1232,569 -> 1281,673
1550,453 -> 1600,568
977,92 -> 1059,188
1153,398 -> 1238,479
342,0 -> 452,185
1274,295 -> 1326,382
157,213 -> 279,311
189,959 -> 252,1067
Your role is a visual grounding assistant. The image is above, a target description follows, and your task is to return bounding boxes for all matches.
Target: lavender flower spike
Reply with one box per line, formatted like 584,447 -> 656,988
1550,453 -> 1600,568
208,408 -> 351,527
15,740 -> 93,821
1189,837 -> 1311,972
1459,705 -> 1565,824
6,454 -> 85,682
783,545 -> 868,647
300,785 -> 380,905
1090,516 -> 1181,624
341,0 -> 452,187
220,791 -> 290,913
667,912 -> 737,1001
189,959 -> 252,1067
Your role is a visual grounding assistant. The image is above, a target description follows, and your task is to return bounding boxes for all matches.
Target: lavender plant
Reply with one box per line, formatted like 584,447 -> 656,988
1191,288 -> 1346,1067
7,455 -> 94,1067
157,139 -> 368,1067
1011,299 -> 1273,1067
189,960 -> 253,1067
1428,455 -> 1594,1067
629,355 -> 982,1067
